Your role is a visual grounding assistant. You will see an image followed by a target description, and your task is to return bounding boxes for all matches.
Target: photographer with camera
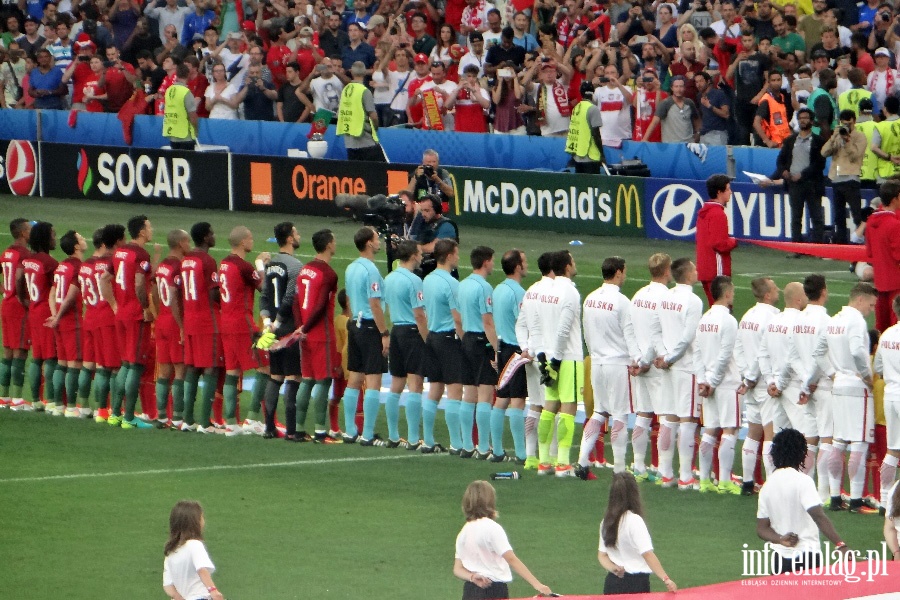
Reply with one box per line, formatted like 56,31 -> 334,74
822,109 -> 868,244
416,194 -> 459,279
406,148 -> 454,207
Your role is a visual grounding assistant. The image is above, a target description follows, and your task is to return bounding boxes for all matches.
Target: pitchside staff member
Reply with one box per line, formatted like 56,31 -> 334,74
458,246 -> 500,460
260,222 -> 303,439
491,249 -> 528,464
339,227 -> 389,446
422,239 -> 464,454
383,240 -> 428,449
415,195 -> 460,279
405,149 -> 455,209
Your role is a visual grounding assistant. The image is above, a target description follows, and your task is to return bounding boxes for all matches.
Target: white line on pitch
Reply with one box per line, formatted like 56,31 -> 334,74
0,454 -> 426,484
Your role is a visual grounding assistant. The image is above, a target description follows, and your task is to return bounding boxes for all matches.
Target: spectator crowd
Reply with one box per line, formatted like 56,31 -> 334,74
4,0 -> 900,144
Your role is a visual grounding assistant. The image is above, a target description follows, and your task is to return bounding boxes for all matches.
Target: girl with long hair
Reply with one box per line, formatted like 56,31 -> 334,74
430,24 -> 457,68
598,472 -> 677,594
205,62 -> 240,120
491,61 -> 525,134
163,501 -> 224,600
454,481 -> 552,600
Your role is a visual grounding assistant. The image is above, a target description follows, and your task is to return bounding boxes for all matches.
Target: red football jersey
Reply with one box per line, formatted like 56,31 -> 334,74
79,257 -> 100,330
155,256 -> 183,332
1,243 -> 30,313
181,250 -> 219,334
112,242 -> 152,322
53,257 -> 82,331
92,256 -> 117,326
218,254 -> 261,334
22,252 -> 59,321
295,259 -> 337,343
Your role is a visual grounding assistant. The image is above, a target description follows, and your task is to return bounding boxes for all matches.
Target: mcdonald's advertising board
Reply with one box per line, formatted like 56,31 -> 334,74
446,167 -> 645,237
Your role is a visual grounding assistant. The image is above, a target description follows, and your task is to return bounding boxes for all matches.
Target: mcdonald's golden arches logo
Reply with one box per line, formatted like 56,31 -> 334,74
615,183 -> 642,228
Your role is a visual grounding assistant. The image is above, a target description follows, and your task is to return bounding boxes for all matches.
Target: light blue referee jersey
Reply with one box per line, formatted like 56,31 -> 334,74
458,273 -> 493,333
383,267 -> 424,326
423,269 -> 459,332
345,257 -> 384,320
493,278 -> 525,345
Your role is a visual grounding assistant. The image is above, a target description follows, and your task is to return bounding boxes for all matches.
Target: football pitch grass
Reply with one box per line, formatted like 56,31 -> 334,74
0,196 -> 886,599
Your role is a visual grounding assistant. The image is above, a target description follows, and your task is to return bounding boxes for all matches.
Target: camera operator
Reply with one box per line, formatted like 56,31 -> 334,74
416,194 -> 459,279
386,190 -> 425,272
406,148 -> 454,209
822,109 -> 867,244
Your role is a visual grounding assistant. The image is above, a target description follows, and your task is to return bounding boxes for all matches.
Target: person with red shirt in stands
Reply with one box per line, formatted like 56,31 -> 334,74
293,229 -> 340,443
153,229 -> 189,429
184,56 -> 210,118
180,222 -> 223,433
46,230 -> 86,418
61,36 -> 101,111
446,64 -> 490,132
102,46 -> 139,113
107,215 -> 155,430
155,55 -> 179,115
632,69 -> 667,142
0,218 -> 31,411
866,180 -> 900,332
294,26 -> 324,80
218,226 -> 271,437
22,222 -> 58,413
406,52 -> 432,127
267,26 -> 295,88
695,174 -> 738,306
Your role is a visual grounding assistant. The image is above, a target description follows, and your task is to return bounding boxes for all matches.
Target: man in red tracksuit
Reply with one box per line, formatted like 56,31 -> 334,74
866,180 -> 900,332
695,174 -> 738,305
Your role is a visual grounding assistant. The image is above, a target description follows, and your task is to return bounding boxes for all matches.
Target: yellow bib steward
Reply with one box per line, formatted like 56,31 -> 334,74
162,84 -> 195,139
565,100 -> 602,162
855,119 -> 879,181
837,88 -> 873,117
336,82 -> 379,142
876,118 -> 900,179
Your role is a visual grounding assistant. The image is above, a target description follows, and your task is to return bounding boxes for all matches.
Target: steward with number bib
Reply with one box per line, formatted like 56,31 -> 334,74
337,61 -> 386,163
565,81 -> 605,174
162,63 -> 199,151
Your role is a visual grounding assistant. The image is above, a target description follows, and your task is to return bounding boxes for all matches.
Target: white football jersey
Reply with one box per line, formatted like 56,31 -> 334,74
758,307 -> 802,390
631,281 -> 667,366
538,276 -> 583,361
822,305 -> 872,396
515,276 -> 552,356
657,283 -> 703,372
789,304 -> 835,394
875,322 -> 900,398
694,304 -> 740,389
583,283 -> 641,366
734,302 -> 779,384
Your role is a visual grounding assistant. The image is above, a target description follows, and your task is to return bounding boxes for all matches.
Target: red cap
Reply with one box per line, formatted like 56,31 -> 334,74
414,53 -> 429,63
242,19 -> 256,32
75,33 -> 96,53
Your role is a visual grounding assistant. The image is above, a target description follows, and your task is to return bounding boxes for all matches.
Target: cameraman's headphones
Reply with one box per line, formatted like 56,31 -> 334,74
419,193 -> 444,215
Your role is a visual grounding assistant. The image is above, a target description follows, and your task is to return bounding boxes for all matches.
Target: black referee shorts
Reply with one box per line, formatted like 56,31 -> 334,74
268,341 -> 301,377
496,342 -> 526,399
461,332 -> 497,387
425,331 -> 463,384
347,319 -> 387,375
388,324 -> 426,378
462,581 -> 509,600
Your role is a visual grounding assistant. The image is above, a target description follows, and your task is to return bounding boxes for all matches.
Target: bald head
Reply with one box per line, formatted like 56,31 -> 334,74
229,226 -> 252,248
783,282 -> 807,309
167,229 -> 189,249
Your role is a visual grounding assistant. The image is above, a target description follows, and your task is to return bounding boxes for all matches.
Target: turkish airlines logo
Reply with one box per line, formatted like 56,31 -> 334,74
652,184 -> 704,237
5,140 -> 36,196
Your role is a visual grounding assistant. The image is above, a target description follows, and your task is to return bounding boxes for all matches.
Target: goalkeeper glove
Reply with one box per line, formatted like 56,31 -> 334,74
545,358 -> 561,388
256,331 -> 277,350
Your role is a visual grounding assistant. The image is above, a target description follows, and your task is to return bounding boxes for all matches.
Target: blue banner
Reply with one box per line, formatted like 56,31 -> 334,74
644,178 -> 878,242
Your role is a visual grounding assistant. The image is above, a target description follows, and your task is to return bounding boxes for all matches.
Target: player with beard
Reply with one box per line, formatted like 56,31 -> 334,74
153,229 -> 190,429
22,222 -> 58,412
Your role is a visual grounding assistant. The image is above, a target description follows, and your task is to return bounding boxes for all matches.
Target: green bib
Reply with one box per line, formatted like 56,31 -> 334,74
855,120 -> 879,180
336,82 -> 379,142
565,101 -> 602,162
162,84 -> 194,140
807,88 -> 837,135
876,119 -> 900,178
837,88 -> 872,117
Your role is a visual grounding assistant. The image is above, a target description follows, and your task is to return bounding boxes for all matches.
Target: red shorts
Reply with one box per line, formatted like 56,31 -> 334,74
94,324 -> 121,369
1,300 -> 28,350
301,338 -> 338,380
222,331 -> 268,372
29,315 -> 56,360
185,332 -> 223,369
82,328 -> 96,364
116,320 -> 151,364
55,327 -> 82,362
155,324 -> 184,365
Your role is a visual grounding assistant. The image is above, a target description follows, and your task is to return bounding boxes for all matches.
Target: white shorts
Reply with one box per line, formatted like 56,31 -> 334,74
631,368 -> 661,414
525,361 -> 544,408
701,384 -> 741,429
743,385 -> 766,425
808,387 -> 834,440
833,391 -> 875,443
885,400 -> 900,450
761,391 -> 789,432
661,369 -> 700,419
593,364 -> 633,417
779,384 -> 817,438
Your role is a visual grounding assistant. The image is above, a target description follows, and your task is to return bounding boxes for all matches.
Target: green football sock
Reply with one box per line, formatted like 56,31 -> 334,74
537,410 -> 556,465
52,365 -> 66,405
109,369 -> 123,417
114,363 -> 128,407
183,369 -> 199,425
124,364 -> 144,421
27,359 -> 42,402
93,368 -> 110,411
42,359 -> 57,403
65,367 -> 78,408
198,371 -> 217,427
556,412 -> 575,467
156,377 -> 171,416
0,357 -> 11,397
223,374 -> 239,424
172,378 -> 184,420
10,357 -> 26,399
311,379 -> 331,431
77,367 -> 93,407
249,372 -> 268,419
296,378 -> 314,431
